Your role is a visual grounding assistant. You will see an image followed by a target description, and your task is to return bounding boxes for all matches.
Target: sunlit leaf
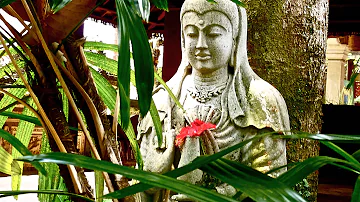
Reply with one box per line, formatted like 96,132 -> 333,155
18,153 -> 237,202
201,158 -> 305,202
0,190 -> 93,202
11,100 -> 36,196
0,129 -> 46,175
151,0 -> 168,11
0,0 -> 16,8
95,170 -> 104,202
0,147 -> 13,175
84,41 -> 118,52
38,132 -> 69,202
85,51 -> 117,74
89,67 -> 143,169
49,0 -> 72,13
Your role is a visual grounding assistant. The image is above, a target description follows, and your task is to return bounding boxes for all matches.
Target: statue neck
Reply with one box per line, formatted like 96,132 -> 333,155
192,67 -> 228,88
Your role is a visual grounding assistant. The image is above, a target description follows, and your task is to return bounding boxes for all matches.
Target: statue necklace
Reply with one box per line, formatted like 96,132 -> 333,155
188,75 -> 228,103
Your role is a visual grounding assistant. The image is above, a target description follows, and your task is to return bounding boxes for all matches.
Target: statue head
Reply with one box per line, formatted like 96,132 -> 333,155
178,0 -> 250,75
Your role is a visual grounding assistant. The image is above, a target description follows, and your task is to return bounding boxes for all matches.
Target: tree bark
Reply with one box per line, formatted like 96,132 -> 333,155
245,0 -> 328,201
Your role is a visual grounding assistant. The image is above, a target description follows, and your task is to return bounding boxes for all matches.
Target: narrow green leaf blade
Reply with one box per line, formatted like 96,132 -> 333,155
128,3 -> 154,117
352,175 -> 360,202
0,190 -> 94,202
95,170 -> 104,202
151,0 -> 168,11
353,149 -> 360,162
49,0 -> 72,13
321,141 -> 360,168
85,51 -> 117,74
149,99 -> 162,147
0,129 -> 46,175
201,158 -> 305,202
154,72 -> 184,111
18,153 -> 238,202
116,0 -> 131,129
278,156 -> 359,187
0,111 -> 42,126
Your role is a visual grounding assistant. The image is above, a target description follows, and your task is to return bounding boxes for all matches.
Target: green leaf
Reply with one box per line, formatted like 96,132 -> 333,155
321,141 -> 360,168
154,72 -> 184,111
0,129 -> 46,175
103,132 -> 360,199
151,0 -> 168,11
116,0 -> 131,129
84,41 -> 118,52
278,156 -> 360,187
95,170 -> 104,202
134,0 -> 151,22
352,175 -> 360,202
0,190 -> 94,202
129,70 -> 162,148
0,147 -> 14,175
0,0 -> 16,8
229,0 -> 246,7
49,0 -> 72,13
89,67 -> 143,169
0,111 -> 78,131
85,51 -> 118,74
11,100 -> 36,196
201,158 -> 305,202
18,153 -> 238,202
353,149 -> 360,162
0,111 -> 42,126
149,99 -> 162,147
126,1 -> 154,118
38,132 -> 69,202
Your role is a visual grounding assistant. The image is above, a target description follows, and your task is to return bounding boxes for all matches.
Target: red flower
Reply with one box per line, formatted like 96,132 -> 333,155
175,119 -> 216,147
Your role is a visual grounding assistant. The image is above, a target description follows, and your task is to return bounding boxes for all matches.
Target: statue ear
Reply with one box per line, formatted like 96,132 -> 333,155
229,39 -> 236,67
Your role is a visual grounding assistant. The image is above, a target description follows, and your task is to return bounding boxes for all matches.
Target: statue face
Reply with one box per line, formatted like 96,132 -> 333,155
182,11 -> 233,74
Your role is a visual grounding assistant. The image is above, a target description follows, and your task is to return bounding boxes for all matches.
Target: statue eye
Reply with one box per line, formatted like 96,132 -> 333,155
207,32 -> 221,37
186,32 -> 198,38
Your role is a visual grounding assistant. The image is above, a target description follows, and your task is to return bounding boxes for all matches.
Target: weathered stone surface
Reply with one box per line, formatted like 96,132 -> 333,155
137,0 -> 290,201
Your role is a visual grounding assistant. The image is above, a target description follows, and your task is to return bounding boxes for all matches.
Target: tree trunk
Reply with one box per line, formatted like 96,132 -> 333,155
245,0 -> 328,201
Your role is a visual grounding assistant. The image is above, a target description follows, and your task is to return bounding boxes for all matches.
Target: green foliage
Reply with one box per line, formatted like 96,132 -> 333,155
0,129 -> 46,175
49,0 -> 72,13
0,0 -> 16,8
151,0 -> 168,11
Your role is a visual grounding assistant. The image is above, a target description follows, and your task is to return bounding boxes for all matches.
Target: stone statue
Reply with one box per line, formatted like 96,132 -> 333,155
137,0 -> 290,201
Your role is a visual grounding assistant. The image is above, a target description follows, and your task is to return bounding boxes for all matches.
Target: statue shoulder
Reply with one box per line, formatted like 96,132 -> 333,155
244,78 -> 290,132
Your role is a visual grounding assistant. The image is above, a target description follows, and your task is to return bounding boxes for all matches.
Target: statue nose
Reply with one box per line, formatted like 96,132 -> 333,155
196,33 -> 208,49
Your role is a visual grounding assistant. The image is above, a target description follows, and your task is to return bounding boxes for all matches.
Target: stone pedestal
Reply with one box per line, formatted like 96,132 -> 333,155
325,38 -> 349,104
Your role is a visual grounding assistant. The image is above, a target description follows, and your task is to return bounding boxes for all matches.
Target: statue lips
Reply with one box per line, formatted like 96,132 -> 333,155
195,51 -> 211,61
